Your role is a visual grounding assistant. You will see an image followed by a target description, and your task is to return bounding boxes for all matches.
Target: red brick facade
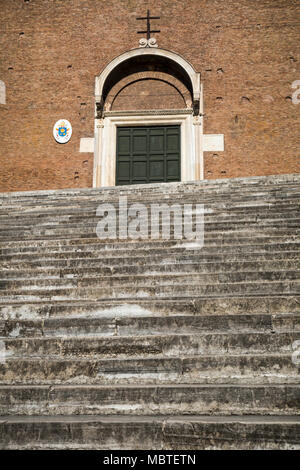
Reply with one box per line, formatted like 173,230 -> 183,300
0,0 -> 299,192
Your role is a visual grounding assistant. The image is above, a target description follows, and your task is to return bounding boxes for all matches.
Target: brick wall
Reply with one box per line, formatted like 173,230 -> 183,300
0,0 -> 299,192
111,80 -> 187,111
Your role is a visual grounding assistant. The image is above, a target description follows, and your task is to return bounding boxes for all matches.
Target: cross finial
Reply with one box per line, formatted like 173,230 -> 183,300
136,10 -> 160,47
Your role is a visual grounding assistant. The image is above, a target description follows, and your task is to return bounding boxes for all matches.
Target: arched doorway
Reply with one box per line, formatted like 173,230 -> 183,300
94,47 -> 203,187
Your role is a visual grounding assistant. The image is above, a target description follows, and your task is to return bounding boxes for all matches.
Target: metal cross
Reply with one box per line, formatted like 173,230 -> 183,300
136,10 -> 160,40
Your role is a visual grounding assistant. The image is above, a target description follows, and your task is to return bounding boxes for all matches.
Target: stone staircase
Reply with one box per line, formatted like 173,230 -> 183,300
0,173 -> 299,449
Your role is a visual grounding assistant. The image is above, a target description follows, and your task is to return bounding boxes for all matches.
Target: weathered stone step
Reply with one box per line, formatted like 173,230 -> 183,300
0,414 -> 299,450
2,332 -> 300,358
0,384 -> 299,416
5,189 -> 296,207
3,237 -> 296,260
1,270 -> 299,292
1,280 -> 299,304
1,179 -> 298,203
1,234 -> 299,258
2,259 -> 300,280
0,172 -> 298,201
2,191 -> 298,211
0,190 -> 298,209
0,174 -> 299,450
1,218 -> 299,241
1,210 -> 299,235
2,197 -> 299,221
2,314 -> 299,339
1,296 -> 299,320
1,242 -> 299,265
1,227 -> 298,246
2,251 -> 299,272
2,259 -> 298,280
1,202 -> 299,223
0,354 -> 298,385
3,191 -> 298,209
0,228 -> 298,250
0,177 -> 297,199
4,191 -> 298,209
1,211 -> 299,230
1,208 -> 299,230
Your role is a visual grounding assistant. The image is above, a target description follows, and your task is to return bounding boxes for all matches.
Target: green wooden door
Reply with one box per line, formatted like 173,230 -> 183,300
116,125 -> 181,185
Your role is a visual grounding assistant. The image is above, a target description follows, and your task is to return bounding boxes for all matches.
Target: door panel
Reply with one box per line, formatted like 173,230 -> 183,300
116,126 -> 180,185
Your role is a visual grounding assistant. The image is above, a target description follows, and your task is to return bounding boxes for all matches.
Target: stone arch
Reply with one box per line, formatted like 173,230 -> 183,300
93,47 -> 204,188
104,71 -> 193,112
95,47 -> 200,117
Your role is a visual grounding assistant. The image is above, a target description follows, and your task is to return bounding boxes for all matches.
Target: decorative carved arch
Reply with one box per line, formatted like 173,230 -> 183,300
93,47 -> 204,189
104,71 -> 193,112
95,47 -> 200,117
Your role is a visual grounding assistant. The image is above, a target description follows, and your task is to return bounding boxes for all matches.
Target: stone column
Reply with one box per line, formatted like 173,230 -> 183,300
94,119 -> 104,187
193,115 -> 202,181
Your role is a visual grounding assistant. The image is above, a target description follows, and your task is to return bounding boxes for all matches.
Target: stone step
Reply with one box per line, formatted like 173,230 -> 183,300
1,234 -> 299,258
0,189 -> 298,205
2,332 -> 300,358
0,227 -> 298,250
0,384 -> 299,417
2,196 -> 299,219
1,242 -> 299,265
1,237 -> 296,258
1,208 -> 299,229
0,210 -> 299,226
0,172 -> 298,200
0,354 -> 298,385
2,251 -> 299,272
1,271 -> 299,292
1,314 -> 299,339
0,207 -> 300,231
2,259 -> 298,280
4,192 -> 298,209
6,189 -> 297,207
0,178 -> 298,200
1,206 -> 299,230
6,188 -> 297,203
1,175 -> 299,450
3,192 -> 298,209
0,218 -> 299,241
2,178 -> 298,203
1,414 -> 299,450
0,280 -> 299,304
1,296 -> 299,320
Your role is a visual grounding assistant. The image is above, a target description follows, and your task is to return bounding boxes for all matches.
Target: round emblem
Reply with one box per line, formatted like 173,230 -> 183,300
53,119 -> 72,144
